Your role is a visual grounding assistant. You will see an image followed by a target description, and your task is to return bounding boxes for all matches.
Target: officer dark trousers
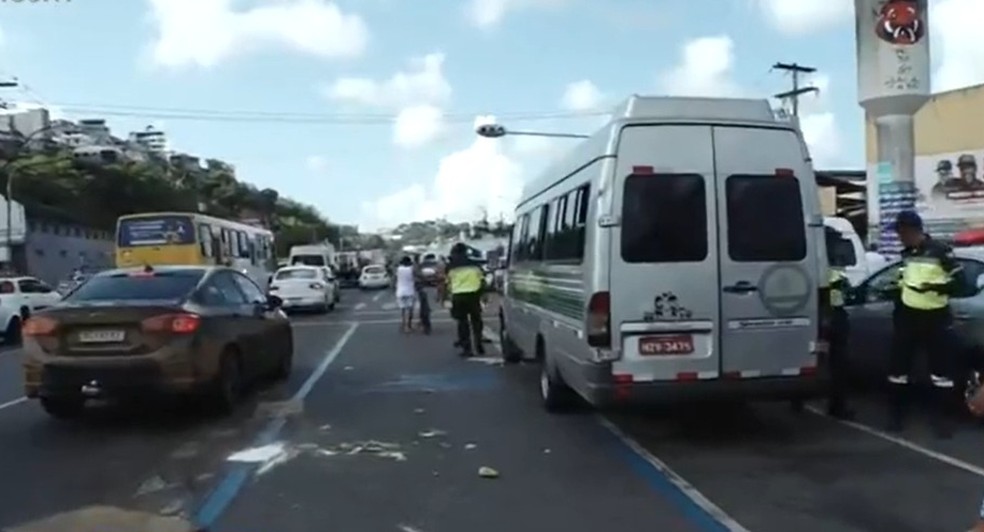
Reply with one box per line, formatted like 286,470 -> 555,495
887,306 -> 956,437
827,307 -> 852,417
451,291 -> 484,356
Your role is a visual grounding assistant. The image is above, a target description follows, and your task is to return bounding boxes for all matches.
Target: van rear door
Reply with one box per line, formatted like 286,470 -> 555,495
610,124 -> 721,383
713,125 -> 818,378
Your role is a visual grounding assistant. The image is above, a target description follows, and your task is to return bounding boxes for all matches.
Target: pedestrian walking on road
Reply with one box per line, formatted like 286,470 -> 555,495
446,243 -> 485,357
825,227 -> 855,420
885,210 -> 962,438
395,256 -> 417,333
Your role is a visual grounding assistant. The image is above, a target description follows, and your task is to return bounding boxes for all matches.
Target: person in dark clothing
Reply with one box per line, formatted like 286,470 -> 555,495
825,227 -> 855,420
414,256 -> 432,335
446,243 -> 485,357
885,210 -> 963,438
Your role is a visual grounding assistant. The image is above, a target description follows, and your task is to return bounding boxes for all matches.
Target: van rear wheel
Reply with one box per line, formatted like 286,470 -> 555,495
498,315 -> 522,364
540,362 -> 576,413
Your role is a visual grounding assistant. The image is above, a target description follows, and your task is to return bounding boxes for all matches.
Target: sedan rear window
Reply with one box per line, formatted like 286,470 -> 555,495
64,271 -> 204,301
364,267 -> 384,274
275,269 -> 318,280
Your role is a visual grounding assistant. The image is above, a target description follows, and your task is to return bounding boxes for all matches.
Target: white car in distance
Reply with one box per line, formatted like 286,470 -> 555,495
269,266 -> 337,313
359,265 -> 390,290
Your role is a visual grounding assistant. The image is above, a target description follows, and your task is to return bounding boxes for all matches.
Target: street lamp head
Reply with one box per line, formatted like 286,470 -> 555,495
475,124 -> 506,139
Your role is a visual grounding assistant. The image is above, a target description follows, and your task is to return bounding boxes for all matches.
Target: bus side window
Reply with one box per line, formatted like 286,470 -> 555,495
220,229 -> 230,257
198,223 -> 214,258
239,231 -> 250,259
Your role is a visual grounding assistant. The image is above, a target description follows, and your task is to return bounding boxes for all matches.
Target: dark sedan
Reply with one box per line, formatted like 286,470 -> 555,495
844,248 -> 984,393
21,265 -> 293,419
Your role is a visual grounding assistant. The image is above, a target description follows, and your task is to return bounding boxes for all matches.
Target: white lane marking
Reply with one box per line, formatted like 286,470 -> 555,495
354,303 -> 366,310
597,417 -> 750,531
484,327 -> 746,530
0,397 -> 26,411
291,321 -> 358,327
372,292 -> 385,302
294,322 -> 358,399
806,406 -> 984,478
293,318 -> 458,327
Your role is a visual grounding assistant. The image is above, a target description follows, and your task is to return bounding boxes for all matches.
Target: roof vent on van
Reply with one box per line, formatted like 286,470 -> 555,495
611,95 -> 778,123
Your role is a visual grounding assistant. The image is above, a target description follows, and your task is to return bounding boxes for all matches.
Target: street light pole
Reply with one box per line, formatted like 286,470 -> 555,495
1,125 -> 55,269
474,124 -> 589,139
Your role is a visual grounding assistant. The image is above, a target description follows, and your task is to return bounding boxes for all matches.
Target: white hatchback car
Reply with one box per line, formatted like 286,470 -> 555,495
269,266 -> 337,313
359,265 -> 390,290
0,276 -> 63,344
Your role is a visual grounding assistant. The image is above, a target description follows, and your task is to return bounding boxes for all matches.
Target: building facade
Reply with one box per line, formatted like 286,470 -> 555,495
864,82 -> 984,241
15,212 -> 114,285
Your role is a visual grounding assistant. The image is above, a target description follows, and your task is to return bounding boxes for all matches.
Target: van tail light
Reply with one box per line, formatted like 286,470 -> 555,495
23,316 -> 59,337
586,291 -> 611,348
141,313 -> 201,334
310,282 -> 325,290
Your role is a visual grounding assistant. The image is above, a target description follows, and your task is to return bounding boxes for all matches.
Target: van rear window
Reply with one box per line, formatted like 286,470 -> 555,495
621,174 -> 708,263
291,255 -> 326,266
726,175 -> 806,262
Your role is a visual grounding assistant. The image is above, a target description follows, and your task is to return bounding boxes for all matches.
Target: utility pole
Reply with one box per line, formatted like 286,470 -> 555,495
772,62 -> 819,117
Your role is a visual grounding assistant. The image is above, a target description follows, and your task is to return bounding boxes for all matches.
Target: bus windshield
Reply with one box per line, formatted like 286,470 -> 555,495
118,215 -> 196,247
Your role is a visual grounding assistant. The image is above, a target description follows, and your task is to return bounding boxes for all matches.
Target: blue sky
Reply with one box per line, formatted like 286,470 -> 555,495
0,0 -> 979,230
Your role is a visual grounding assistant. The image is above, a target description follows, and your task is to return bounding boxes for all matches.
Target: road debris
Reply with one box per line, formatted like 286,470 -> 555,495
344,440 -> 407,461
478,466 -> 499,478
414,408 -> 425,414
344,366 -> 354,371
467,356 -> 504,366
398,525 -> 424,532
134,476 -> 172,497
464,443 -> 477,450
319,423 -> 332,431
418,429 -> 446,438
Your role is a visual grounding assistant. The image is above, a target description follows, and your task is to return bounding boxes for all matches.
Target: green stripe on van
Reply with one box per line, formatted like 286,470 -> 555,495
507,266 -> 586,320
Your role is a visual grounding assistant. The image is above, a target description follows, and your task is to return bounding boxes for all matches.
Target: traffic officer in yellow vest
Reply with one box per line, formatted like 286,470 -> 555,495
825,227 -> 855,420
446,243 -> 486,357
887,210 -> 962,438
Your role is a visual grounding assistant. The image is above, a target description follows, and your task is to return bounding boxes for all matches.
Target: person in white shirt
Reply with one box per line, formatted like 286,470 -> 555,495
395,256 -> 417,333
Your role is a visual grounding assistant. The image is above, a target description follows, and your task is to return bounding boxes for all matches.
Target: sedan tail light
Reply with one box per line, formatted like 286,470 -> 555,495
23,316 -> 59,337
141,313 -> 201,334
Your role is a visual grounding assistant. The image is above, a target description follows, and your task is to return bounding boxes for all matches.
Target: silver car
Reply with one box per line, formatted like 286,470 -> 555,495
844,248 -> 984,388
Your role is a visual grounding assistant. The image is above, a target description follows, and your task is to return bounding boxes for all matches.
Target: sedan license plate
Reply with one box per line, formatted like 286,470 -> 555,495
639,335 -> 694,355
78,329 -> 125,343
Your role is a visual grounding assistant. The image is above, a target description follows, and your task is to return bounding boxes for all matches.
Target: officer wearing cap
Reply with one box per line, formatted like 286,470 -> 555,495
445,243 -> 486,357
885,210 -> 962,437
957,154 -> 984,192
825,227 -> 854,420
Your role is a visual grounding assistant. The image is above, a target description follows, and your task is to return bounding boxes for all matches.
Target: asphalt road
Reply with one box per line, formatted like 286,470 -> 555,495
0,289 -> 983,531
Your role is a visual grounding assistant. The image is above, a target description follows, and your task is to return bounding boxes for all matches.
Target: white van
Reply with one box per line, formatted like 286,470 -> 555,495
289,244 -> 335,268
823,217 -> 868,286
499,95 -> 829,411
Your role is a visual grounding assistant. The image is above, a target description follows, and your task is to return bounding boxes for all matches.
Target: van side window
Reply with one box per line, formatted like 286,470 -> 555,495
571,184 -> 589,259
513,213 -> 530,262
544,196 -> 563,259
726,175 -> 806,262
527,204 -> 549,261
621,175 -> 706,263
825,227 -> 856,268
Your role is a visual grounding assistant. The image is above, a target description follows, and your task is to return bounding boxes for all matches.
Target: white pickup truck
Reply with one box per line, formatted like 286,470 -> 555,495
0,276 -> 63,344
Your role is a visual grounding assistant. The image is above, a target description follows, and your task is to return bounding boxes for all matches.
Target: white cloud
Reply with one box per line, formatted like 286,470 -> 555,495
932,0 -> 984,91
306,155 -> 328,172
147,0 -> 368,68
326,52 -> 451,148
752,0 -> 852,35
658,36 -> 744,97
560,80 -> 604,111
466,0 -> 569,29
361,115 -> 525,228
658,35 -> 844,167
393,105 -> 444,147
325,53 -> 451,107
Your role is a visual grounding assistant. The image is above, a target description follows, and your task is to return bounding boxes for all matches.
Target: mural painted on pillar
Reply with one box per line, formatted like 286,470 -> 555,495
874,0 -> 926,45
914,150 -> 984,219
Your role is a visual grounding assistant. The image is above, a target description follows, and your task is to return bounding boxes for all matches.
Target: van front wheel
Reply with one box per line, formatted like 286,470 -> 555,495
540,362 -> 576,413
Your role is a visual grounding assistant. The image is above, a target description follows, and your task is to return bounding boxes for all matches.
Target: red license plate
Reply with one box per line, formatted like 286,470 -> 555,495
638,335 -> 694,355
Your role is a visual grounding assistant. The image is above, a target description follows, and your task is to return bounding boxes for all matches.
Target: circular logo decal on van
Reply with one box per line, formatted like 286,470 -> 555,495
756,264 -> 812,316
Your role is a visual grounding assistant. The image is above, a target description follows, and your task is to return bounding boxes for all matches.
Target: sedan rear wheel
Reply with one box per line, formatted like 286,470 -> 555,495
212,350 -> 243,414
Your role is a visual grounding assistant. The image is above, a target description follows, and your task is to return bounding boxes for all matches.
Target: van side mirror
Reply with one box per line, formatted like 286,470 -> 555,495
976,273 -> 984,292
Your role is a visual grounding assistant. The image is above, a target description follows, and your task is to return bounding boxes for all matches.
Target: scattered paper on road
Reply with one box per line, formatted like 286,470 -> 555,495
418,429 -> 446,438
478,466 -> 499,478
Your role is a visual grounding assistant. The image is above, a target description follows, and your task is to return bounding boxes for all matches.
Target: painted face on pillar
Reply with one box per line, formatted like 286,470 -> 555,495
960,164 -> 977,181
